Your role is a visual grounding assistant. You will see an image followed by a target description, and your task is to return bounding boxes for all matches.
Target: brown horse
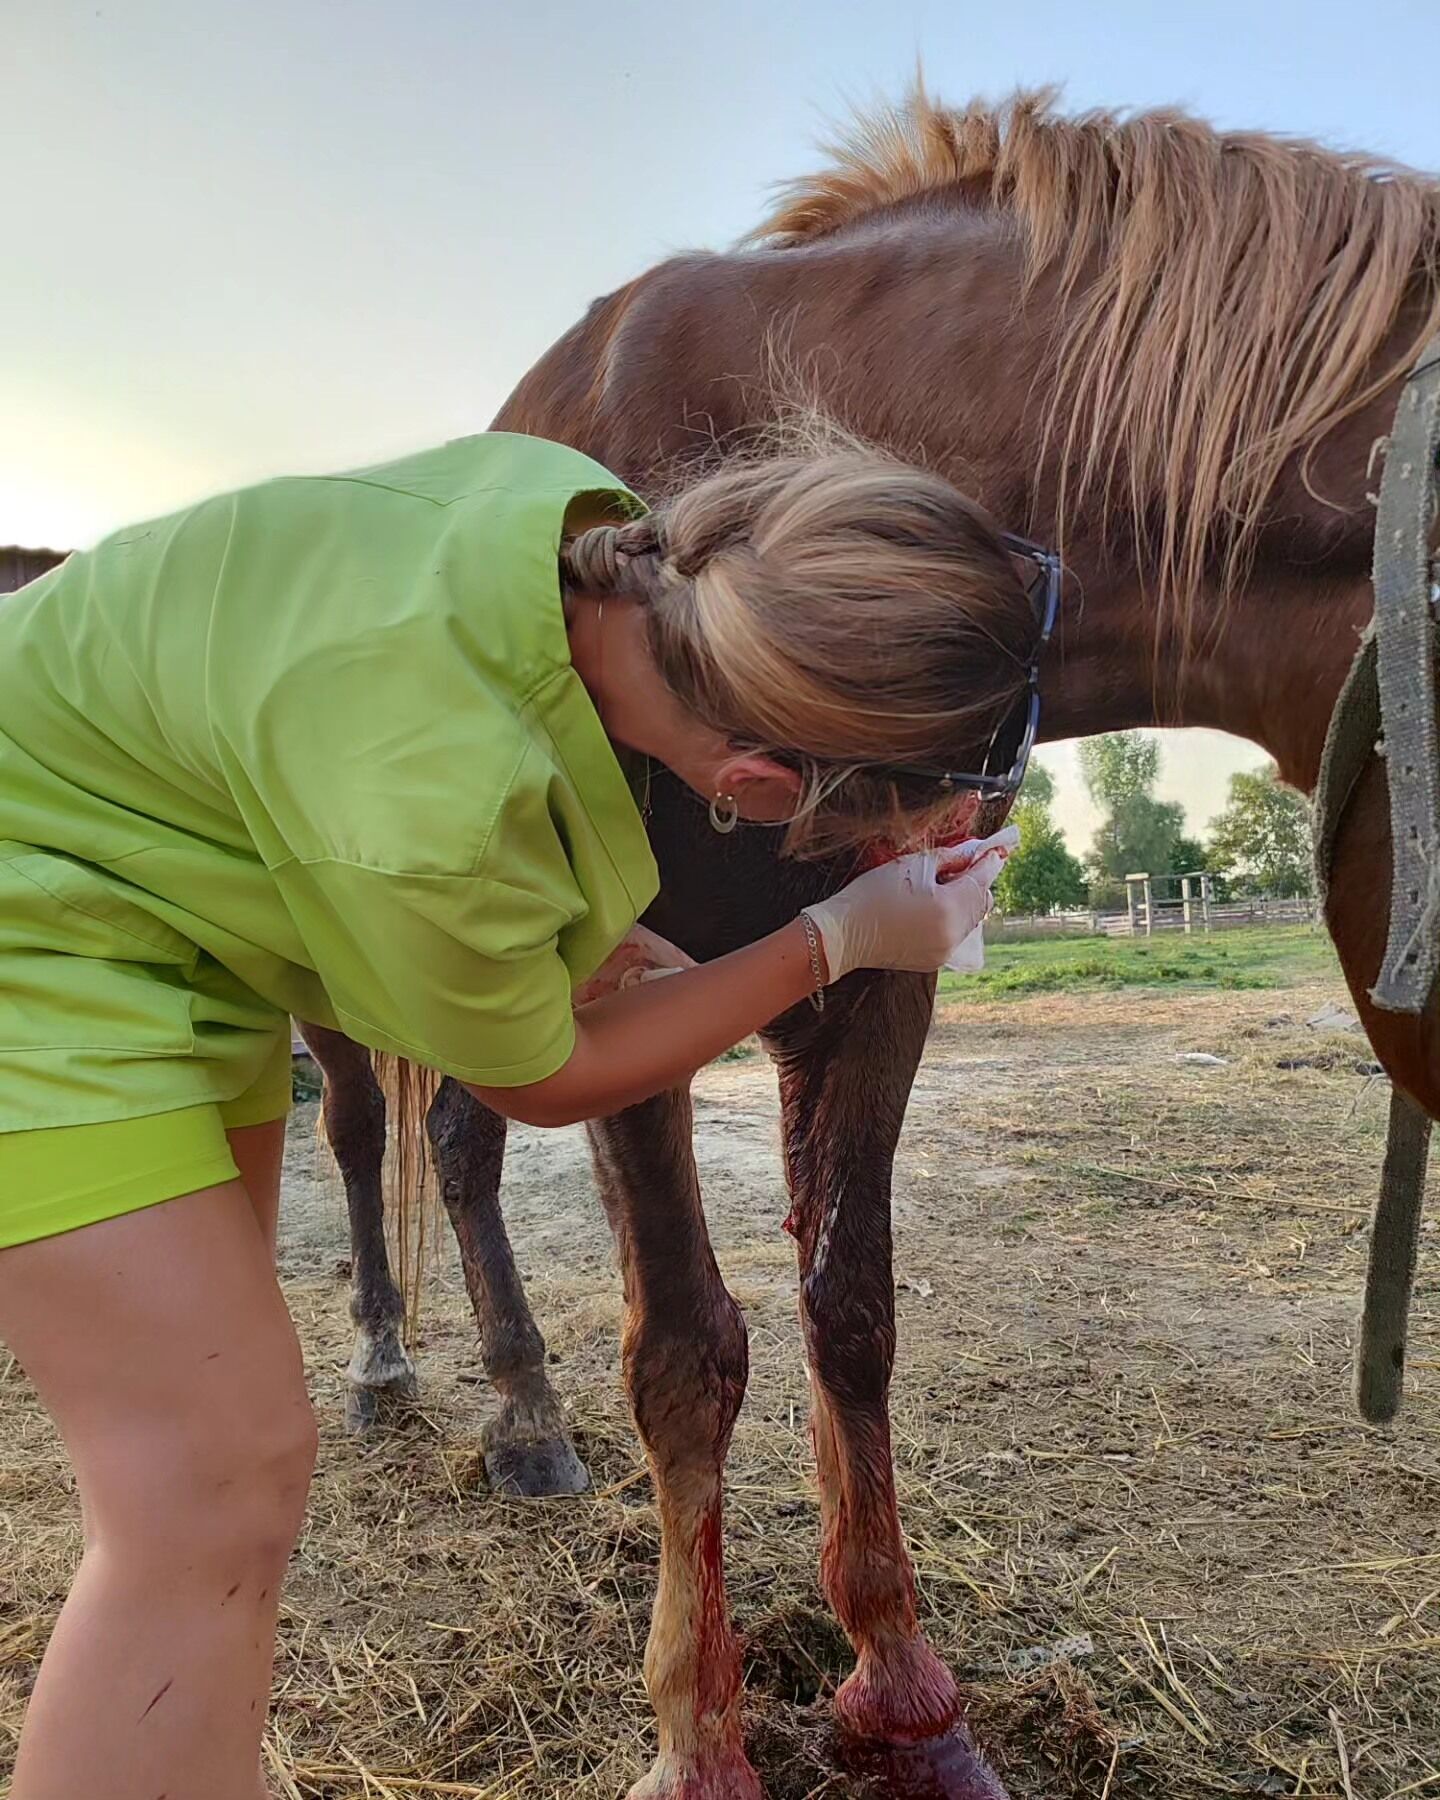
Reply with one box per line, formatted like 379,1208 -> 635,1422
313,89 -> 1440,1800
18,84 -> 1438,1800
455,88 -> 1440,1800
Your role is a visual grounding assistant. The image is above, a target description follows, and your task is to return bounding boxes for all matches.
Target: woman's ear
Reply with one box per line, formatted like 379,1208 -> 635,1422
719,753 -> 805,823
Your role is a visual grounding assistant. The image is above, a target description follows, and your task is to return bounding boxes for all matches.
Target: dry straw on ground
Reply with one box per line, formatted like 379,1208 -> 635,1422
1,973 -> 1436,1797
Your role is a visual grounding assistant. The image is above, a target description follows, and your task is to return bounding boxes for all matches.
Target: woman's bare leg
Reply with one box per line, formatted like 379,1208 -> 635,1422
229,1117 -> 288,1254
226,1112 -> 291,1797
0,1181 -> 318,1800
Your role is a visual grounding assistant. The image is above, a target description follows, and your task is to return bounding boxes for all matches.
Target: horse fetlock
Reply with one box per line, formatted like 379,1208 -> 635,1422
478,1317 -> 548,1391
481,1371 -> 566,1438
344,1327 -> 418,1433
347,1270 -> 404,1327
834,1635 -> 960,1744
832,1641 -> 1010,1798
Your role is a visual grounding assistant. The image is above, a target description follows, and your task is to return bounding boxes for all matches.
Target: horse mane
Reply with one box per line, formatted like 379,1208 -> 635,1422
753,86 -> 1440,647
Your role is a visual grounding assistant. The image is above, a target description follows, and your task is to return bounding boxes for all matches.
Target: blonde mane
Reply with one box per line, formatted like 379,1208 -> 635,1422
754,87 -> 1440,644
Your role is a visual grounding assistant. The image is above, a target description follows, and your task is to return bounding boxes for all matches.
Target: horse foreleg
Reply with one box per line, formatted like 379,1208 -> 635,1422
424,1078 -> 588,1496
768,976 -> 1007,1800
300,1023 -> 418,1431
589,1093 -> 760,1800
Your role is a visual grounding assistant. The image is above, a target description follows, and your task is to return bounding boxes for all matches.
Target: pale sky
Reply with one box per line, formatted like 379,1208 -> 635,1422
5,0 -> 1437,851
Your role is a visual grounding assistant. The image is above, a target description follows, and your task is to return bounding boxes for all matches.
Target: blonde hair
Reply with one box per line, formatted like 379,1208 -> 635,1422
560,445 -> 1036,856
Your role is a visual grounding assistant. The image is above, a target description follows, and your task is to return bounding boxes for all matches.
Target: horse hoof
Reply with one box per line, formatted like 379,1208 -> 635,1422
344,1374 -> 418,1434
836,1722 -> 1008,1800
484,1436 -> 590,1497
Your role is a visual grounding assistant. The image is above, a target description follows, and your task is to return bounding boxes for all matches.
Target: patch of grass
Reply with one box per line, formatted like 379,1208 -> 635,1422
942,924 -> 1341,1001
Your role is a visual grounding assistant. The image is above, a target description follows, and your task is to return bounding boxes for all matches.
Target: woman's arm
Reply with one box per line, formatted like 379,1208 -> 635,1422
467,919 -> 817,1128
467,837 -> 1011,1129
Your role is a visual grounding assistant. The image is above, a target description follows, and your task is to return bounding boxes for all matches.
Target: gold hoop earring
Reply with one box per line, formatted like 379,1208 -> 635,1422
709,792 -> 739,835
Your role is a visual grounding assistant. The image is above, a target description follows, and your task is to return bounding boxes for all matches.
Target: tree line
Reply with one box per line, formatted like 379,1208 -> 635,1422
993,732 -> 1314,916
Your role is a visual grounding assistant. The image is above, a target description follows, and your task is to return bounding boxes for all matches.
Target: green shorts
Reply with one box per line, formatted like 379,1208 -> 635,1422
1,840 -> 300,1247
0,1031 -> 293,1250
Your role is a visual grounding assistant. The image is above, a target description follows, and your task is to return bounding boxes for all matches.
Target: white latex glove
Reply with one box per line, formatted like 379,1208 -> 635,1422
802,827 -> 1018,982
574,925 -> 695,1006
932,826 -> 1020,972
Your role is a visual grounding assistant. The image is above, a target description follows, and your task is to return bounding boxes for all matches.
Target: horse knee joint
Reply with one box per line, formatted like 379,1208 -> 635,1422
803,1267 -> 894,1408
710,1289 -> 749,1416
627,1286 -> 749,1451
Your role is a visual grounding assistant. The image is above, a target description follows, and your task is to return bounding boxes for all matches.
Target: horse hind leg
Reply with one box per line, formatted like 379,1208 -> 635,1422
300,1023 -> 418,1431
769,975 -> 1007,1800
424,1078 -> 588,1496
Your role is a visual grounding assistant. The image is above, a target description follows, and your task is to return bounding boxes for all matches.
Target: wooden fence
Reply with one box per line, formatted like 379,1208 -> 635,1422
991,896 -> 1318,938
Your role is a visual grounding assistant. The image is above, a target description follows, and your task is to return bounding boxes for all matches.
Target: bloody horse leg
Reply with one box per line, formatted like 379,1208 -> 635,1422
300,1023 -> 418,1431
768,976 -> 1007,1800
424,1078 -> 588,1497
588,1093 -> 760,1800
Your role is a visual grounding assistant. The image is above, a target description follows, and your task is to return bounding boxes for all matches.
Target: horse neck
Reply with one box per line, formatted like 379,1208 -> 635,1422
1042,560 -> 1373,794
494,239 -> 1378,794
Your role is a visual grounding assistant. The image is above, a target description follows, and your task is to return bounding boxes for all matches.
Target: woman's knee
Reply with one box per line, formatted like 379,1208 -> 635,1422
81,1362 -> 318,1574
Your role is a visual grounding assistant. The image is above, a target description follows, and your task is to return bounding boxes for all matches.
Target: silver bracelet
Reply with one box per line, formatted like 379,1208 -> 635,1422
799,912 -> 826,1013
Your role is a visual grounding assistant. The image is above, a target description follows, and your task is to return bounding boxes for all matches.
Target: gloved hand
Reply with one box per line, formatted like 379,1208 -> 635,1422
802,829 -> 1016,983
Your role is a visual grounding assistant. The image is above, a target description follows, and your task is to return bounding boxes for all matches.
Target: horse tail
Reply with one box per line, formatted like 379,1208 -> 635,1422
372,1053 -> 444,1345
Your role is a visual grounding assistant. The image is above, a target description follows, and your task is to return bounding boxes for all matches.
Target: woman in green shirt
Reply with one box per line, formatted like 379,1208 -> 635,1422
0,431 -> 1036,1799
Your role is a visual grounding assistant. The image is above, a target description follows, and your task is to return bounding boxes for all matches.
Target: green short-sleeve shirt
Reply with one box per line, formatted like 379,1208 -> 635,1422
0,433 -> 660,1128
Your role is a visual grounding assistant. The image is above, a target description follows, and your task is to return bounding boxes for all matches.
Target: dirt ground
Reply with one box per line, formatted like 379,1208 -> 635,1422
2,969 -> 1437,1799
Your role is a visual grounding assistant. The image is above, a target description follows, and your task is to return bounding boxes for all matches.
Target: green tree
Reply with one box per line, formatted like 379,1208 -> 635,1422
1077,734 -> 1161,808
994,759 -> 1088,914
1206,763 -> 1313,896
1086,793 -> 1191,885
1017,759 -> 1056,809
1078,733 -> 1201,905
1172,833 -> 1207,877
